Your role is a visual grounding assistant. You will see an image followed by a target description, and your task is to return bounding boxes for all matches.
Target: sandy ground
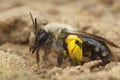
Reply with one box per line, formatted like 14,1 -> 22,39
0,0 -> 120,80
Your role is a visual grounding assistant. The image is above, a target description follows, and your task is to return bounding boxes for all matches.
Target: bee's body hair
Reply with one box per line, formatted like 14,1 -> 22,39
43,22 -> 76,33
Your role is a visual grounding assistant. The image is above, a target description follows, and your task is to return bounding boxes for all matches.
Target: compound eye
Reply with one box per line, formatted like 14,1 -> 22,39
37,32 -> 48,44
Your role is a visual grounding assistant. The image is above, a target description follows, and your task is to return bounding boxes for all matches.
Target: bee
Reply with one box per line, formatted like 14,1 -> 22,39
29,13 -> 120,66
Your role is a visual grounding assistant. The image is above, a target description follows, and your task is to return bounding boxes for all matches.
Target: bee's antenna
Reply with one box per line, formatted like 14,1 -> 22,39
29,12 -> 37,30
29,12 -> 34,26
34,18 -> 37,30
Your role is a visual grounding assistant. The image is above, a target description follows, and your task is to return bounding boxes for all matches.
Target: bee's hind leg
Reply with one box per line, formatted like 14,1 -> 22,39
68,56 -> 79,66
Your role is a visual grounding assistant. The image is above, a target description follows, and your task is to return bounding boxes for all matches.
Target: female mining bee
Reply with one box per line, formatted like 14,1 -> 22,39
29,13 -> 120,66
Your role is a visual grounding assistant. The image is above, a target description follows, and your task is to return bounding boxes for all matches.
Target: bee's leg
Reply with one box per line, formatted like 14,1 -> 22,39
43,37 -> 52,63
68,56 -> 78,66
43,48 -> 50,64
57,53 -> 63,67
68,55 -> 73,65
36,48 -> 40,67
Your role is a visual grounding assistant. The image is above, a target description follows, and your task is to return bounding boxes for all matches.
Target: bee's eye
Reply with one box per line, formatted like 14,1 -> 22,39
39,33 -> 47,41
36,31 -> 48,44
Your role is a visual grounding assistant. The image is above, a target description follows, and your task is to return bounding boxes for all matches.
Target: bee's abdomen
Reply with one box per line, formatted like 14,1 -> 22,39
82,37 -> 113,64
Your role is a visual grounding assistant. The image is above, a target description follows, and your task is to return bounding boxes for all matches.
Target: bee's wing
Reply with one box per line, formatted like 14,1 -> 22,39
64,31 -> 120,48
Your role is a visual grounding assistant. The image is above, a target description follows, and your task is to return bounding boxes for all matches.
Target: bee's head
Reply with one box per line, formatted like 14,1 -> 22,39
29,12 -> 48,53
